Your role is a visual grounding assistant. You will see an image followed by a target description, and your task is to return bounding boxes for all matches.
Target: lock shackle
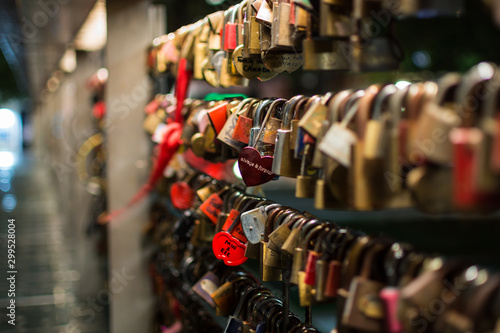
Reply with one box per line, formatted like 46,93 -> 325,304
252,98 -> 286,146
230,3 -> 240,23
340,90 -> 365,128
456,63 -> 496,126
299,218 -> 323,241
323,228 -> 346,260
199,17 -> 211,43
372,84 -> 397,120
328,90 -> 353,125
268,98 -> 288,120
291,95 -> 309,120
236,285 -> 268,319
264,206 -> 293,241
252,99 -> 275,127
234,97 -> 257,115
294,97 -> 311,122
383,242 -> 413,287
275,209 -> 300,230
282,95 -> 307,129
339,236 -> 370,289
357,238 -> 393,280
433,72 -> 461,106
266,307 -> 285,332
355,85 -> 381,140
247,291 -> 273,322
313,225 -> 334,253
301,224 -> 329,262
238,0 -> 248,25
335,232 -> 358,263
250,293 -> 275,323
388,84 -> 411,136
481,73 -> 500,131
256,297 -> 282,323
223,187 -> 243,212
272,208 -> 299,231
287,214 -> 307,229
263,207 -> 286,240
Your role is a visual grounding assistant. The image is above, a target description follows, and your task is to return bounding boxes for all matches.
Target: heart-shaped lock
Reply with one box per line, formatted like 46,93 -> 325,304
212,232 -> 248,266
238,99 -> 286,187
238,148 -> 276,186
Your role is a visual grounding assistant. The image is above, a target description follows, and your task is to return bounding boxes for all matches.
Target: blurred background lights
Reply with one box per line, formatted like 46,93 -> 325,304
412,50 -> 431,69
2,194 -> 17,212
233,161 -> 242,179
395,80 -> 412,89
0,152 -> 15,169
0,109 -> 16,129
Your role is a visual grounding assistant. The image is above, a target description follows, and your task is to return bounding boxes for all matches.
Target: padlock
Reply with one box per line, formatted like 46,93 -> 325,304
255,0 -> 274,26
223,5 -> 239,52
194,18 -> 211,80
238,99 -> 281,187
336,235 -> 371,333
434,269 -> 500,333
232,98 -> 258,147
348,85 -> 379,210
362,84 -> 398,209
259,22 -> 272,52
406,163 -> 453,214
317,91 -> 364,210
249,100 -> 273,148
341,239 -> 392,332
241,203 -> 281,245
384,84 -> 414,209
203,11 -> 225,87
398,258 -> 468,333
260,209 -> 285,281
290,220 -> 323,285
451,62 -> 498,213
272,95 -> 305,177
319,90 -> 365,168
350,0 -> 402,72
296,143 -> 318,198
270,0 -> 299,51
267,208 -> 299,253
299,93 -> 333,141
303,13 -> 350,71
319,0 -> 353,37
245,0 -> 262,55
411,73 -> 462,165
218,99 -> 253,153
294,96 -> 321,159
477,74 -> 500,191
262,98 -> 286,145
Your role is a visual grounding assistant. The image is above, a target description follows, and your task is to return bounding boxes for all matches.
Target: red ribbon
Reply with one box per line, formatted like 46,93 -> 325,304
99,57 -> 192,224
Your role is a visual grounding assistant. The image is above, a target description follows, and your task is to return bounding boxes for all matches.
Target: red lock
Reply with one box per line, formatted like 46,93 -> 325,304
212,205 -> 248,266
223,5 -> 239,52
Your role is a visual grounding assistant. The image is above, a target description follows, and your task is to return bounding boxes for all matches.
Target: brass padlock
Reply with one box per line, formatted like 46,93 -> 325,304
272,95 -> 306,177
341,240 -> 392,332
296,143 -> 317,198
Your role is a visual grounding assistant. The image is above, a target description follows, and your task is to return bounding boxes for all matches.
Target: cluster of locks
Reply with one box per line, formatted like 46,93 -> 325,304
143,62 -> 500,333
147,0 -> 462,85
144,62 -> 500,215
147,171 -> 500,333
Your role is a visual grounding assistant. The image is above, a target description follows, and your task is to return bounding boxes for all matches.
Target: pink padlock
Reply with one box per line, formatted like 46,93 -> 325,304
380,287 -> 403,333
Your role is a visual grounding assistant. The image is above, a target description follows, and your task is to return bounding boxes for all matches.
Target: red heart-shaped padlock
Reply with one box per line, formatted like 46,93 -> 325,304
238,147 -> 276,187
212,232 -> 248,266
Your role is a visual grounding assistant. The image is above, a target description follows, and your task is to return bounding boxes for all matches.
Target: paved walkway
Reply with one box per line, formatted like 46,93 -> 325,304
0,151 -> 108,333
